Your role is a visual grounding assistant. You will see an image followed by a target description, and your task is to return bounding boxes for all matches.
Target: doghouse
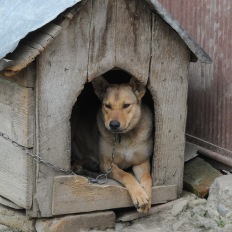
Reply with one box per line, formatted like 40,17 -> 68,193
0,0 -> 211,222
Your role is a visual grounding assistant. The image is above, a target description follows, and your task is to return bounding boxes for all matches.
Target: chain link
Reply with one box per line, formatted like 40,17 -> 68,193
0,131 -> 118,182
88,133 -> 118,185
0,132 -> 75,175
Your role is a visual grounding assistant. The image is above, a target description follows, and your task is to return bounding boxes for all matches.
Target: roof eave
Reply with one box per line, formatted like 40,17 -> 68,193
0,1 -> 86,76
144,0 -> 212,64
1,0 -> 212,77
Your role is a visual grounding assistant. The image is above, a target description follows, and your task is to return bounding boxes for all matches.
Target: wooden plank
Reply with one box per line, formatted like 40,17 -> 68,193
52,175 -> 177,215
0,138 -> 33,209
0,59 -> 14,70
149,14 -> 190,194
26,32 -> 53,52
0,78 -> 34,147
87,0 -> 117,81
0,196 -> 23,210
4,44 -> 40,73
184,157 -> 222,198
36,211 -> 115,232
115,0 -> 152,83
0,62 -> 36,88
40,23 -> 63,38
33,0 -> 93,218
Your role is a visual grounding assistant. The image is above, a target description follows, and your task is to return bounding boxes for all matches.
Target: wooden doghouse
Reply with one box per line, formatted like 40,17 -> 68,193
0,0 -> 211,220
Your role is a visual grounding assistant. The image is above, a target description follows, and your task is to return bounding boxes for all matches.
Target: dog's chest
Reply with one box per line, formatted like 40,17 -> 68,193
118,147 -> 134,161
114,141 -> 148,168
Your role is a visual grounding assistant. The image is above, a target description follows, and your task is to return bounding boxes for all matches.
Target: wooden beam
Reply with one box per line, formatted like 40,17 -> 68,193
52,175 -> 177,215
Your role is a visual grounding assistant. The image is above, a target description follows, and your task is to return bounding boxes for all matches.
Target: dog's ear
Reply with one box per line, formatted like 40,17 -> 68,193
92,76 -> 110,100
129,77 -> 146,100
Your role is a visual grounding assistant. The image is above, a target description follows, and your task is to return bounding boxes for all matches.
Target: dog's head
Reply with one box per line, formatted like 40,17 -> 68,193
92,76 -> 146,133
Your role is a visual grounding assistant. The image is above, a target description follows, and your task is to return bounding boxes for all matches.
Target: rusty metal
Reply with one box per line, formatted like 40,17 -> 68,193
198,146 -> 232,168
160,0 -> 232,165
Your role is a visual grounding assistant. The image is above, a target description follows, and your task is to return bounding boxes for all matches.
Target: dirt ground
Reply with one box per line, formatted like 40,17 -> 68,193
1,191 -> 232,232
94,191 -> 232,232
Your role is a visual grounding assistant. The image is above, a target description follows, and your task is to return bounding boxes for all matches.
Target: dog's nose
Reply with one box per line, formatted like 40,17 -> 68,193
109,120 -> 120,130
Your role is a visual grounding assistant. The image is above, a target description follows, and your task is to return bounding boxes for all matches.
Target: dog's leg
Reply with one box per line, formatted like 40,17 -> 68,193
132,160 -> 152,213
102,162 -> 149,212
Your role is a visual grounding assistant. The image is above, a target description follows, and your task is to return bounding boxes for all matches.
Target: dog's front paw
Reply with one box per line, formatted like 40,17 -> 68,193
139,199 -> 151,214
130,188 -> 150,213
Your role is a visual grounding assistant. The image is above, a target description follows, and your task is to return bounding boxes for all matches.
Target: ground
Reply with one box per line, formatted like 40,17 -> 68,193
1,191 -> 232,232
1,175 -> 232,232
108,190 -> 232,232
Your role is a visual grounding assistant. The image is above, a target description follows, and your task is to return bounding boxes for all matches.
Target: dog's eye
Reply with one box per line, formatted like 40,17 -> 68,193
104,104 -> 111,109
123,103 -> 130,109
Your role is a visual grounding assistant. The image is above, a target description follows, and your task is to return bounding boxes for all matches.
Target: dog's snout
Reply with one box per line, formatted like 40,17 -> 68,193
109,120 -> 120,130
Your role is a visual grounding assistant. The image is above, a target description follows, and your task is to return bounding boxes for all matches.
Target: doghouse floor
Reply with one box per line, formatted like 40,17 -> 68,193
52,175 -> 177,215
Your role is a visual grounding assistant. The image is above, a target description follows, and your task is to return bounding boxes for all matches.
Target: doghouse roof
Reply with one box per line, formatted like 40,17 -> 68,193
0,0 -> 212,76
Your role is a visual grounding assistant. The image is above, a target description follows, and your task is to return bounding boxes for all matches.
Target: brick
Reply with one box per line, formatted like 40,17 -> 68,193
183,157 -> 222,198
36,211 -> 115,232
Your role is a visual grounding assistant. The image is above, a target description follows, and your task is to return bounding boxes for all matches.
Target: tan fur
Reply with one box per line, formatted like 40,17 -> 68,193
72,76 -> 153,213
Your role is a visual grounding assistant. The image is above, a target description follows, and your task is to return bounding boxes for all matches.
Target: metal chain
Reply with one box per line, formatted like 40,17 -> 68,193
0,132 -> 75,175
88,133 -> 118,184
0,131 -> 118,184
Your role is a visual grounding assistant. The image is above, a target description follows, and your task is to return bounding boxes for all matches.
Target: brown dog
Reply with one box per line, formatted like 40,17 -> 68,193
72,76 -> 153,213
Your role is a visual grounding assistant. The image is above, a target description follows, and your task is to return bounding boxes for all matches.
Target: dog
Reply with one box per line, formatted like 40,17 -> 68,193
71,76 -> 153,213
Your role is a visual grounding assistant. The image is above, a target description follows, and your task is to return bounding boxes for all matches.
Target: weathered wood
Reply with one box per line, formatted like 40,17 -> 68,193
52,175 -> 177,215
184,157 -> 222,198
39,23 -> 63,38
0,62 -> 36,88
0,138 -> 33,209
115,0 -> 152,83
33,0 -> 93,217
36,211 -> 115,232
149,14 -> 190,194
26,32 -> 54,52
4,44 -> 40,73
25,24 -> 63,54
0,78 -> 34,147
87,0 -> 117,81
31,0 -> 191,218
88,0 -> 152,82
0,196 -> 23,210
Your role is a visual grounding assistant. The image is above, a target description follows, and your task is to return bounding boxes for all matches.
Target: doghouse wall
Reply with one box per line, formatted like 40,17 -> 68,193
31,0 -> 190,217
0,65 -> 35,209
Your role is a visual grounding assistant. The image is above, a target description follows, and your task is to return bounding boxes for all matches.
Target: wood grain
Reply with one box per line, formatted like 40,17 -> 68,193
149,14 -> 190,194
0,138 -> 33,209
88,0 -> 117,81
115,0 -> 152,83
1,63 -> 36,88
34,0 -> 92,217
0,78 -> 34,147
52,175 -> 177,215
32,0 -> 190,217
0,196 -> 23,210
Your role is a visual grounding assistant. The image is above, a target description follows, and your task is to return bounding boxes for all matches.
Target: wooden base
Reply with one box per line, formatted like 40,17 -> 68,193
52,175 -> 177,215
